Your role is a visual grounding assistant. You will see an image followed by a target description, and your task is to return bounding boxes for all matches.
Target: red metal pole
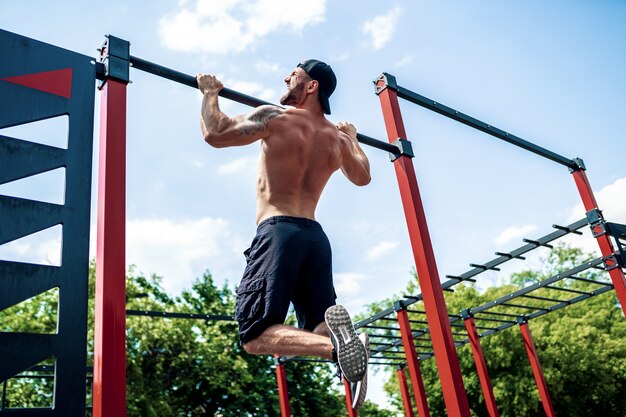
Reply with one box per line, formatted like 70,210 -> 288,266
275,359 -> 291,417
93,78 -> 127,417
396,367 -> 416,417
377,76 -> 470,417
343,378 -> 358,417
464,316 -> 500,417
571,168 -> 626,317
397,308 -> 430,417
519,322 -> 556,417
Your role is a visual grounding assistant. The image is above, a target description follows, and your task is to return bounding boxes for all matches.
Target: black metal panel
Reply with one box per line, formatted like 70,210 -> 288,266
0,136 -> 66,184
0,29 -> 95,416
0,261 -> 60,311
0,196 -> 63,245
0,333 -> 55,382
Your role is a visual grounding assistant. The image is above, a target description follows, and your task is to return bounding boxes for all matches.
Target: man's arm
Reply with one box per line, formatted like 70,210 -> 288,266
338,122 -> 371,186
197,74 -> 284,148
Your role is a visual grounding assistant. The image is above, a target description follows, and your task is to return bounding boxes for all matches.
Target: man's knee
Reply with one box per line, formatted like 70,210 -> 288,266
242,338 -> 263,355
313,322 -> 330,337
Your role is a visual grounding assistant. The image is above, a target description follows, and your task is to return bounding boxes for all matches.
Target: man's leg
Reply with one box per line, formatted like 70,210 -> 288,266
243,324 -> 333,359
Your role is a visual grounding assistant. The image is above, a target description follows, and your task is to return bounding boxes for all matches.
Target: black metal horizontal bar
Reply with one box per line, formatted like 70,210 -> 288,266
129,55 -> 398,155
394,83 -> 578,169
499,302 -> 548,311
543,285 -> 591,296
355,306 -> 398,329
478,321 -> 518,338
495,251 -> 526,260
566,275 -> 611,286
473,316 -> 517,324
405,309 -> 426,314
362,324 -> 401,331
369,342 -> 396,347
519,293 -> 568,303
476,310 -> 520,318
368,333 -> 402,340
552,224 -> 583,235
523,238 -> 554,249
126,309 -> 234,321
470,263 -> 500,272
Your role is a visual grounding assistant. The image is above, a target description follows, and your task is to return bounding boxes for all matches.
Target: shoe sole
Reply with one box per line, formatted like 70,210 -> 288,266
352,333 -> 369,410
325,305 -> 367,382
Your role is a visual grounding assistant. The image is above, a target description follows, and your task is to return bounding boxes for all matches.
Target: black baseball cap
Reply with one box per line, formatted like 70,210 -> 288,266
297,59 -> 337,115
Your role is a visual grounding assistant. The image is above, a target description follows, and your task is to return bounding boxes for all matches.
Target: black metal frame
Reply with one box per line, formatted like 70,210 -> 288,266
0,29 -> 95,416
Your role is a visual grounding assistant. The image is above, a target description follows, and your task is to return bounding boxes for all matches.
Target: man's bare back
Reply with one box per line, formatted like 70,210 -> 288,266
196,67 -> 370,224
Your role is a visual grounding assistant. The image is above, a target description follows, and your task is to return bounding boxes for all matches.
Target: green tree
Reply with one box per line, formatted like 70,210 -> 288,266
2,263 -> 392,416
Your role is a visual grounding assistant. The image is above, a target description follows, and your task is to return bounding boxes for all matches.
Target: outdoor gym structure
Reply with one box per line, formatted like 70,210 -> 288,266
1,29 -> 625,417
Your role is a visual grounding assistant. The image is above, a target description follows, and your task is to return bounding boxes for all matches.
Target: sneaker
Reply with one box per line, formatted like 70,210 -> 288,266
351,333 -> 369,410
325,305 -> 368,382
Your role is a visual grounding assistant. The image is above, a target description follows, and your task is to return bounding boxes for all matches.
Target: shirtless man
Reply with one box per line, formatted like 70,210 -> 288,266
196,59 -> 370,409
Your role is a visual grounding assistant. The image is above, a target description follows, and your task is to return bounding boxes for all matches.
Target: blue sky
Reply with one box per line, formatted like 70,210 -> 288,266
2,0 -> 626,409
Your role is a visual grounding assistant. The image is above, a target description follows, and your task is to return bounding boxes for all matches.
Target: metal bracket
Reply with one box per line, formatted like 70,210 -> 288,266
515,315 -> 528,325
586,209 -> 607,238
605,222 -> 626,269
602,254 -> 623,271
389,138 -> 414,162
98,34 -> 130,88
460,309 -> 472,319
373,72 -> 398,95
393,300 -> 409,312
568,157 -> 586,172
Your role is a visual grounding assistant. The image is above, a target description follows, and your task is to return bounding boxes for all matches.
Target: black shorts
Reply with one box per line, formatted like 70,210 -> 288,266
235,216 -> 336,345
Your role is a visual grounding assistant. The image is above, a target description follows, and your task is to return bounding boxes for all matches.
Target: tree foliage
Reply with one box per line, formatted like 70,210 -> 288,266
1,263 -> 392,416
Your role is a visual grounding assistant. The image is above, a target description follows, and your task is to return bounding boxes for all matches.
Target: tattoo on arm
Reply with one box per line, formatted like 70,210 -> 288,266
238,106 -> 281,136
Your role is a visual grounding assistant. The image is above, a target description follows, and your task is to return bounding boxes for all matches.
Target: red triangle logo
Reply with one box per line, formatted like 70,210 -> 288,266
1,68 -> 73,98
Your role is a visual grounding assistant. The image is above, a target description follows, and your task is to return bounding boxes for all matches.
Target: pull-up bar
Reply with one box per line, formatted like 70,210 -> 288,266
122,53 -> 402,156
374,73 -> 581,170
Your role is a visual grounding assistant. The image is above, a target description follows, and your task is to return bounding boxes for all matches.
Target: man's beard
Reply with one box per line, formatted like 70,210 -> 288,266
280,82 -> 305,106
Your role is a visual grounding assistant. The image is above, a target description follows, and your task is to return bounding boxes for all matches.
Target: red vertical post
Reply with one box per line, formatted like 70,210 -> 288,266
275,359 -> 291,417
519,321 -> 556,417
377,74 -> 470,417
396,367 -> 416,417
93,77 -> 128,417
343,378 -> 358,417
571,168 -> 626,317
463,316 -> 500,417
397,307 -> 431,417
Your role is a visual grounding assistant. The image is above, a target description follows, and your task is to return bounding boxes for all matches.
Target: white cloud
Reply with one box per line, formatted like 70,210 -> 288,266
127,217 -> 246,294
228,79 -> 277,102
362,6 -> 402,50
158,0 -> 326,54
254,61 -> 282,75
334,272 -> 367,297
494,224 -> 538,246
217,156 -> 258,176
394,54 -> 413,68
366,240 -> 400,261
